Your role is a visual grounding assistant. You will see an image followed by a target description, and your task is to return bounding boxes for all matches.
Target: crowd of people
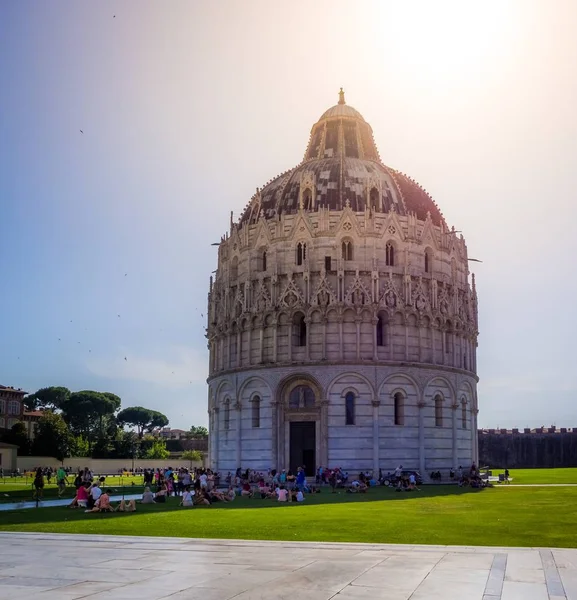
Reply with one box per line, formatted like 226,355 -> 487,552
17,462 -> 494,512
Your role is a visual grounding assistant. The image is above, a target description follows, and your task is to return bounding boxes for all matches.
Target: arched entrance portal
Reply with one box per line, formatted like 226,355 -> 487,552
277,377 -> 325,476
288,386 -> 316,475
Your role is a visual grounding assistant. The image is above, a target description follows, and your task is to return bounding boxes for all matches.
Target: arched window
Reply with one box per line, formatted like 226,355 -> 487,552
0,399 -> 5,414
0,417 -> 4,429
386,242 -> 395,266
463,353 -> 467,370
223,400 -> 230,431
8,401 -> 20,415
341,239 -> 353,261
230,256 -> 238,280
289,385 -> 315,409
435,395 -> 443,427
303,188 -> 313,210
293,312 -> 307,347
251,396 -> 261,428
394,392 -> 404,426
296,242 -> 307,266
7,418 -> 17,429
376,313 -> 388,346
461,400 -> 467,429
425,248 -> 432,273
445,322 -> 453,354
369,187 -> 380,211
257,250 -> 267,272
345,392 -> 355,425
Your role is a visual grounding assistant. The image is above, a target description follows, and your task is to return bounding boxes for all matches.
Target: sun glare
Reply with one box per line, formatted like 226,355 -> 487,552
373,2 -> 515,82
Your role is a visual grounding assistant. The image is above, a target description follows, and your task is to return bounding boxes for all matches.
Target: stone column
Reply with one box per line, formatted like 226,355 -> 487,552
287,322 -> 292,362
213,408 -> 219,470
305,317 -> 311,360
321,317 -> 327,360
247,326 -> 252,365
320,400 -> 329,467
451,402 -> 458,469
271,400 -> 278,470
418,323 -> 422,363
259,326 -> 264,363
405,323 -> 409,360
237,330 -> 242,367
355,318 -> 361,360
418,400 -> 426,476
235,401 -> 242,470
472,408 -> 479,464
272,320 -> 278,363
431,326 -> 436,365
372,317 -> 378,361
441,328 -> 446,365
228,334 -> 232,369
338,317 -> 344,361
372,400 -> 380,475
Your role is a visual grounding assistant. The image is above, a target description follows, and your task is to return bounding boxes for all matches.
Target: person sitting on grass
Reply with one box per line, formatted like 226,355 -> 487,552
85,489 -> 114,513
141,486 -> 155,504
276,485 -> 288,502
116,499 -> 136,512
194,489 -> 211,506
241,481 -> 253,498
225,486 -> 236,502
207,488 -> 226,503
155,482 -> 168,503
69,482 -> 90,509
87,481 -> 102,509
180,486 -> 195,507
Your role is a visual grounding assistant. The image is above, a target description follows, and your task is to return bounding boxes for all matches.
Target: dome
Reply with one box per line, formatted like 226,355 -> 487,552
239,90 -> 446,228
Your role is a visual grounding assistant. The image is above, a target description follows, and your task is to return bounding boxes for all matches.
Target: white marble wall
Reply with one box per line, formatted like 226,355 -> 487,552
208,364 -> 478,476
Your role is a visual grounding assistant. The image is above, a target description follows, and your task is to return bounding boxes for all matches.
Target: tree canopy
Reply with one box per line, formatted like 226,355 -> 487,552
117,406 -> 169,438
188,425 -> 209,439
32,412 -> 72,461
24,386 -> 71,411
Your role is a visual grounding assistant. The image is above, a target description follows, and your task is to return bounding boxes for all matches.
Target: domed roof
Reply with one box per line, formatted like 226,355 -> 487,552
239,90 -> 446,228
319,89 -> 365,121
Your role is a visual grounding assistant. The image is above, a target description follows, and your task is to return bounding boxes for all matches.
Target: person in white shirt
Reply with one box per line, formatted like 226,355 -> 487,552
277,486 -> 288,502
296,490 -> 304,502
199,473 -> 208,489
181,487 -> 195,507
141,487 -> 155,504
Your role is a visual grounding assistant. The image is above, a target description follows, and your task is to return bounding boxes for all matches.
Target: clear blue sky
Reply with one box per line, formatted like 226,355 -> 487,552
1,1 -> 576,429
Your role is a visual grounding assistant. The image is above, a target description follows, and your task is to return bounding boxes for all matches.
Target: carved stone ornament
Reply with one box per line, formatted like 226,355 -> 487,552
386,291 -> 396,308
415,295 -> 426,311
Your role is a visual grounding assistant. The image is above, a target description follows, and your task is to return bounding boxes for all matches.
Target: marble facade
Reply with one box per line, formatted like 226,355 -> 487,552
206,91 -> 479,476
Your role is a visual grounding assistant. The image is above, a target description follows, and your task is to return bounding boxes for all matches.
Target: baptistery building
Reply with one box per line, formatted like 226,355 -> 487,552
206,90 -> 479,478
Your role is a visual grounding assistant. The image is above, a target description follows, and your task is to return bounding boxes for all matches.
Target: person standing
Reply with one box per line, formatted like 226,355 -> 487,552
33,467 -> 44,501
57,465 -> 68,498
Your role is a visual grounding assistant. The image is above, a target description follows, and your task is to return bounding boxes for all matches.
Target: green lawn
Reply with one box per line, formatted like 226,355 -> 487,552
489,468 -> 577,485
0,485 -> 576,548
0,475 -> 144,503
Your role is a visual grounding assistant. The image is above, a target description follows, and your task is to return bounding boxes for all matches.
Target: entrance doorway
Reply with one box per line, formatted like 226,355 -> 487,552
290,421 -> 316,476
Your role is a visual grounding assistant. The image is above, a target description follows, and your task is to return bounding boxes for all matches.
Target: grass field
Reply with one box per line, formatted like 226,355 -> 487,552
491,468 -> 577,485
0,483 -> 576,548
0,475 -> 144,503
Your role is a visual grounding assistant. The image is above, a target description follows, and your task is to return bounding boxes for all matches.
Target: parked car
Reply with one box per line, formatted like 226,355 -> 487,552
382,470 -> 423,486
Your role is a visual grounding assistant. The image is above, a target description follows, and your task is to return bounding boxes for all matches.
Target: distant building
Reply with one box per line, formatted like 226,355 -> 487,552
22,410 -> 45,440
0,385 -> 26,430
158,428 -> 189,440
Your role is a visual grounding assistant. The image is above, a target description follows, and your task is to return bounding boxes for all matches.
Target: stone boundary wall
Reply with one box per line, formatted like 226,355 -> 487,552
16,456 -> 203,473
478,428 -> 577,468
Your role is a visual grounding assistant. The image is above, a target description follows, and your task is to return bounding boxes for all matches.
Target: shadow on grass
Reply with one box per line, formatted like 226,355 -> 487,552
0,485 -> 486,529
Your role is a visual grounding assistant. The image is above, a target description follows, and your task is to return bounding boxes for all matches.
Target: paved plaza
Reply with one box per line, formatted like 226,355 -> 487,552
0,533 -> 575,599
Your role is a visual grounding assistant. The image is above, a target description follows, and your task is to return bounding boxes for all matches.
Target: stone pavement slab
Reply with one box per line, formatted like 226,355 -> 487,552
0,533 -> 573,600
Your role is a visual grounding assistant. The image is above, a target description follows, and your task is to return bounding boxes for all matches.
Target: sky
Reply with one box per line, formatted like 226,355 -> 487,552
1,1 -> 576,430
